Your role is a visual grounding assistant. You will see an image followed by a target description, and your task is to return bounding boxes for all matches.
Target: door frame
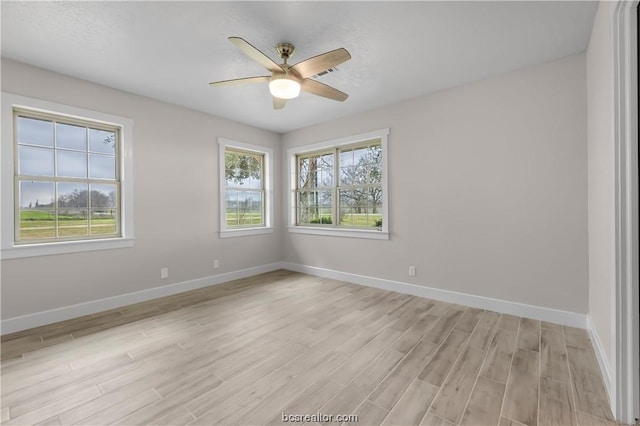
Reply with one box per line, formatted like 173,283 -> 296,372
612,0 -> 639,423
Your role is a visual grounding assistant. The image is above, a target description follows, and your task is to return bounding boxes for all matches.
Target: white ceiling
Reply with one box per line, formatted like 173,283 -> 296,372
1,1 -> 597,134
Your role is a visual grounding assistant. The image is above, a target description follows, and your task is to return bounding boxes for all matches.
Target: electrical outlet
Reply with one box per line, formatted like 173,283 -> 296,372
160,267 -> 168,279
213,259 -> 219,269
408,266 -> 416,277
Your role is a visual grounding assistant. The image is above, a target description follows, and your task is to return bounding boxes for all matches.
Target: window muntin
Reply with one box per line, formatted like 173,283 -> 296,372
224,148 -> 265,228
14,111 -> 120,244
295,140 -> 383,230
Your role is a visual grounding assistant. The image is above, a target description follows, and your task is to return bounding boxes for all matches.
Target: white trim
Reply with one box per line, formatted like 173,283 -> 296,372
0,92 -> 135,259
218,137 -> 273,238
1,237 -> 134,259
611,1 -> 639,423
281,262 -> 587,328
286,128 -> 390,238
0,262 -> 285,335
588,315 -> 615,407
219,227 -> 274,238
287,226 -> 389,240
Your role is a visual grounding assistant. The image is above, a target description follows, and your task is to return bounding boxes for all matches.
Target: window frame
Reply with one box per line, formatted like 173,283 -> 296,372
218,138 -> 273,238
287,128 -> 389,240
1,93 -> 134,259
13,109 -> 122,244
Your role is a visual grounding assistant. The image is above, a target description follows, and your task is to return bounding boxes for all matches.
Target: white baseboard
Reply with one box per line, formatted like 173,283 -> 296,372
586,315 -> 616,416
281,262 -> 588,328
2,261 -> 589,335
1,262 -> 285,335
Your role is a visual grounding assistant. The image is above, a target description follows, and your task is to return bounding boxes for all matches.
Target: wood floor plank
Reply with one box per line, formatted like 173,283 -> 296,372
328,327 -> 403,385
502,348 -> 539,426
459,376 -> 505,426
353,401 -> 389,426
382,378 -> 438,425
468,325 -> 495,351
5,386 -> 102,426
566,345 -> 614,421
266,378 -> 343,426
455,307 -> 484,333
477,311 -> 501,329
516,318 -> 540,352
541,321 -> 563,331
429,346 -> 486,424
564,327 -> 591,349
318,349 -> 405,421
421,412 -> 456,426
423,309 -> 465,344
500,417 -> 528,426
540,328 -> 570,382
369,338 -> 438,410
498,314 -> 520,332
70,388 -> 160,425
480,327 -> 516,384
539,377 -> 575,426
575,410 -> 618,426
419,329 -> 469,386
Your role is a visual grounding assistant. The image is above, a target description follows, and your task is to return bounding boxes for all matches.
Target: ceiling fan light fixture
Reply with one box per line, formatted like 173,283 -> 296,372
269,74 -> 301,99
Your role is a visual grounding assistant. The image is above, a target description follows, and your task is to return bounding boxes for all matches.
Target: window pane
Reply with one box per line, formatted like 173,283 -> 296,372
225,152 -> 238,186
90,184 -> 117,208
19,210 -> 55,240
89,154 -> 116,179
340,166 -> 357,186
58,209 -> 88,237
89,129 -> 116,154
19,181 -> 54,209
19,180 -> 56,240
225,151 -> 263,189
57,150 -> 87,178
19,146 -> 54,176
90,210 -> 117,235
58,183 -> 88,208
298,157 -> 310,188
319,168 -> 333,187
17,116 -> 53,147
340,148 -> 354,167
56,123 -> 86,151
249,170 -> 262,190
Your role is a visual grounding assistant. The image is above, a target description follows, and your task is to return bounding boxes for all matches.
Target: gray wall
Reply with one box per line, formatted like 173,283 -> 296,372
587,1 -> 615,374
1,59 -> 283,319
282,53 -> 589,314
1,52 -> 590,322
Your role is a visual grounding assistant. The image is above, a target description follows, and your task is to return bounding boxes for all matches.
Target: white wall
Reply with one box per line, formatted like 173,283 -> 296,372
586,0 -> 615,381
282,53 -> 589,314
0,59 -> 283,320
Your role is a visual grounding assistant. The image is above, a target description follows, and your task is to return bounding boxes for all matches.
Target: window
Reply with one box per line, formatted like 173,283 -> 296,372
14,111 -> 120,243
1,93 -> 134,259
288,128 -> 389,239
218,138 -> 273,238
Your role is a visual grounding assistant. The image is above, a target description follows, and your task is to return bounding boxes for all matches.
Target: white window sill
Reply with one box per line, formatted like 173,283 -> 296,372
288,226 -> 390,240
1,237 -> 134,259
220,227 -> 274,238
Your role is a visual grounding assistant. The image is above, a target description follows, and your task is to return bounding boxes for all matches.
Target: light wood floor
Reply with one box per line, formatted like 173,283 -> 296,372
1,270 -> 617,426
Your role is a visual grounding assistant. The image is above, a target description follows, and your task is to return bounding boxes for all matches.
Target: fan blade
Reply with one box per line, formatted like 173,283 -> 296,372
273,97 -> 287,110
301,79 -> 348,102
228,37 -> 284,73
291,48 -> 351,79
209,76 -> 270,87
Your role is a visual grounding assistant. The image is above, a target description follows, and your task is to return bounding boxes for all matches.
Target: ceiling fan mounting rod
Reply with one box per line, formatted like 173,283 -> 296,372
276,43 -> 295,64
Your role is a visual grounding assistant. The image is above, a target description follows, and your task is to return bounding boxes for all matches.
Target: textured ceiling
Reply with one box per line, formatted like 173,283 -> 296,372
1,1 -> 597,134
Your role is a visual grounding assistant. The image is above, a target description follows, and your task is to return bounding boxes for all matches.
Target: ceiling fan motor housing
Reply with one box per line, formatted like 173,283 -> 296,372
276,43 -> 295,63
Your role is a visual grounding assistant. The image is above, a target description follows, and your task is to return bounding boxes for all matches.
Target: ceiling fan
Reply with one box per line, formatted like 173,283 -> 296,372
209,37 -> 351,110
